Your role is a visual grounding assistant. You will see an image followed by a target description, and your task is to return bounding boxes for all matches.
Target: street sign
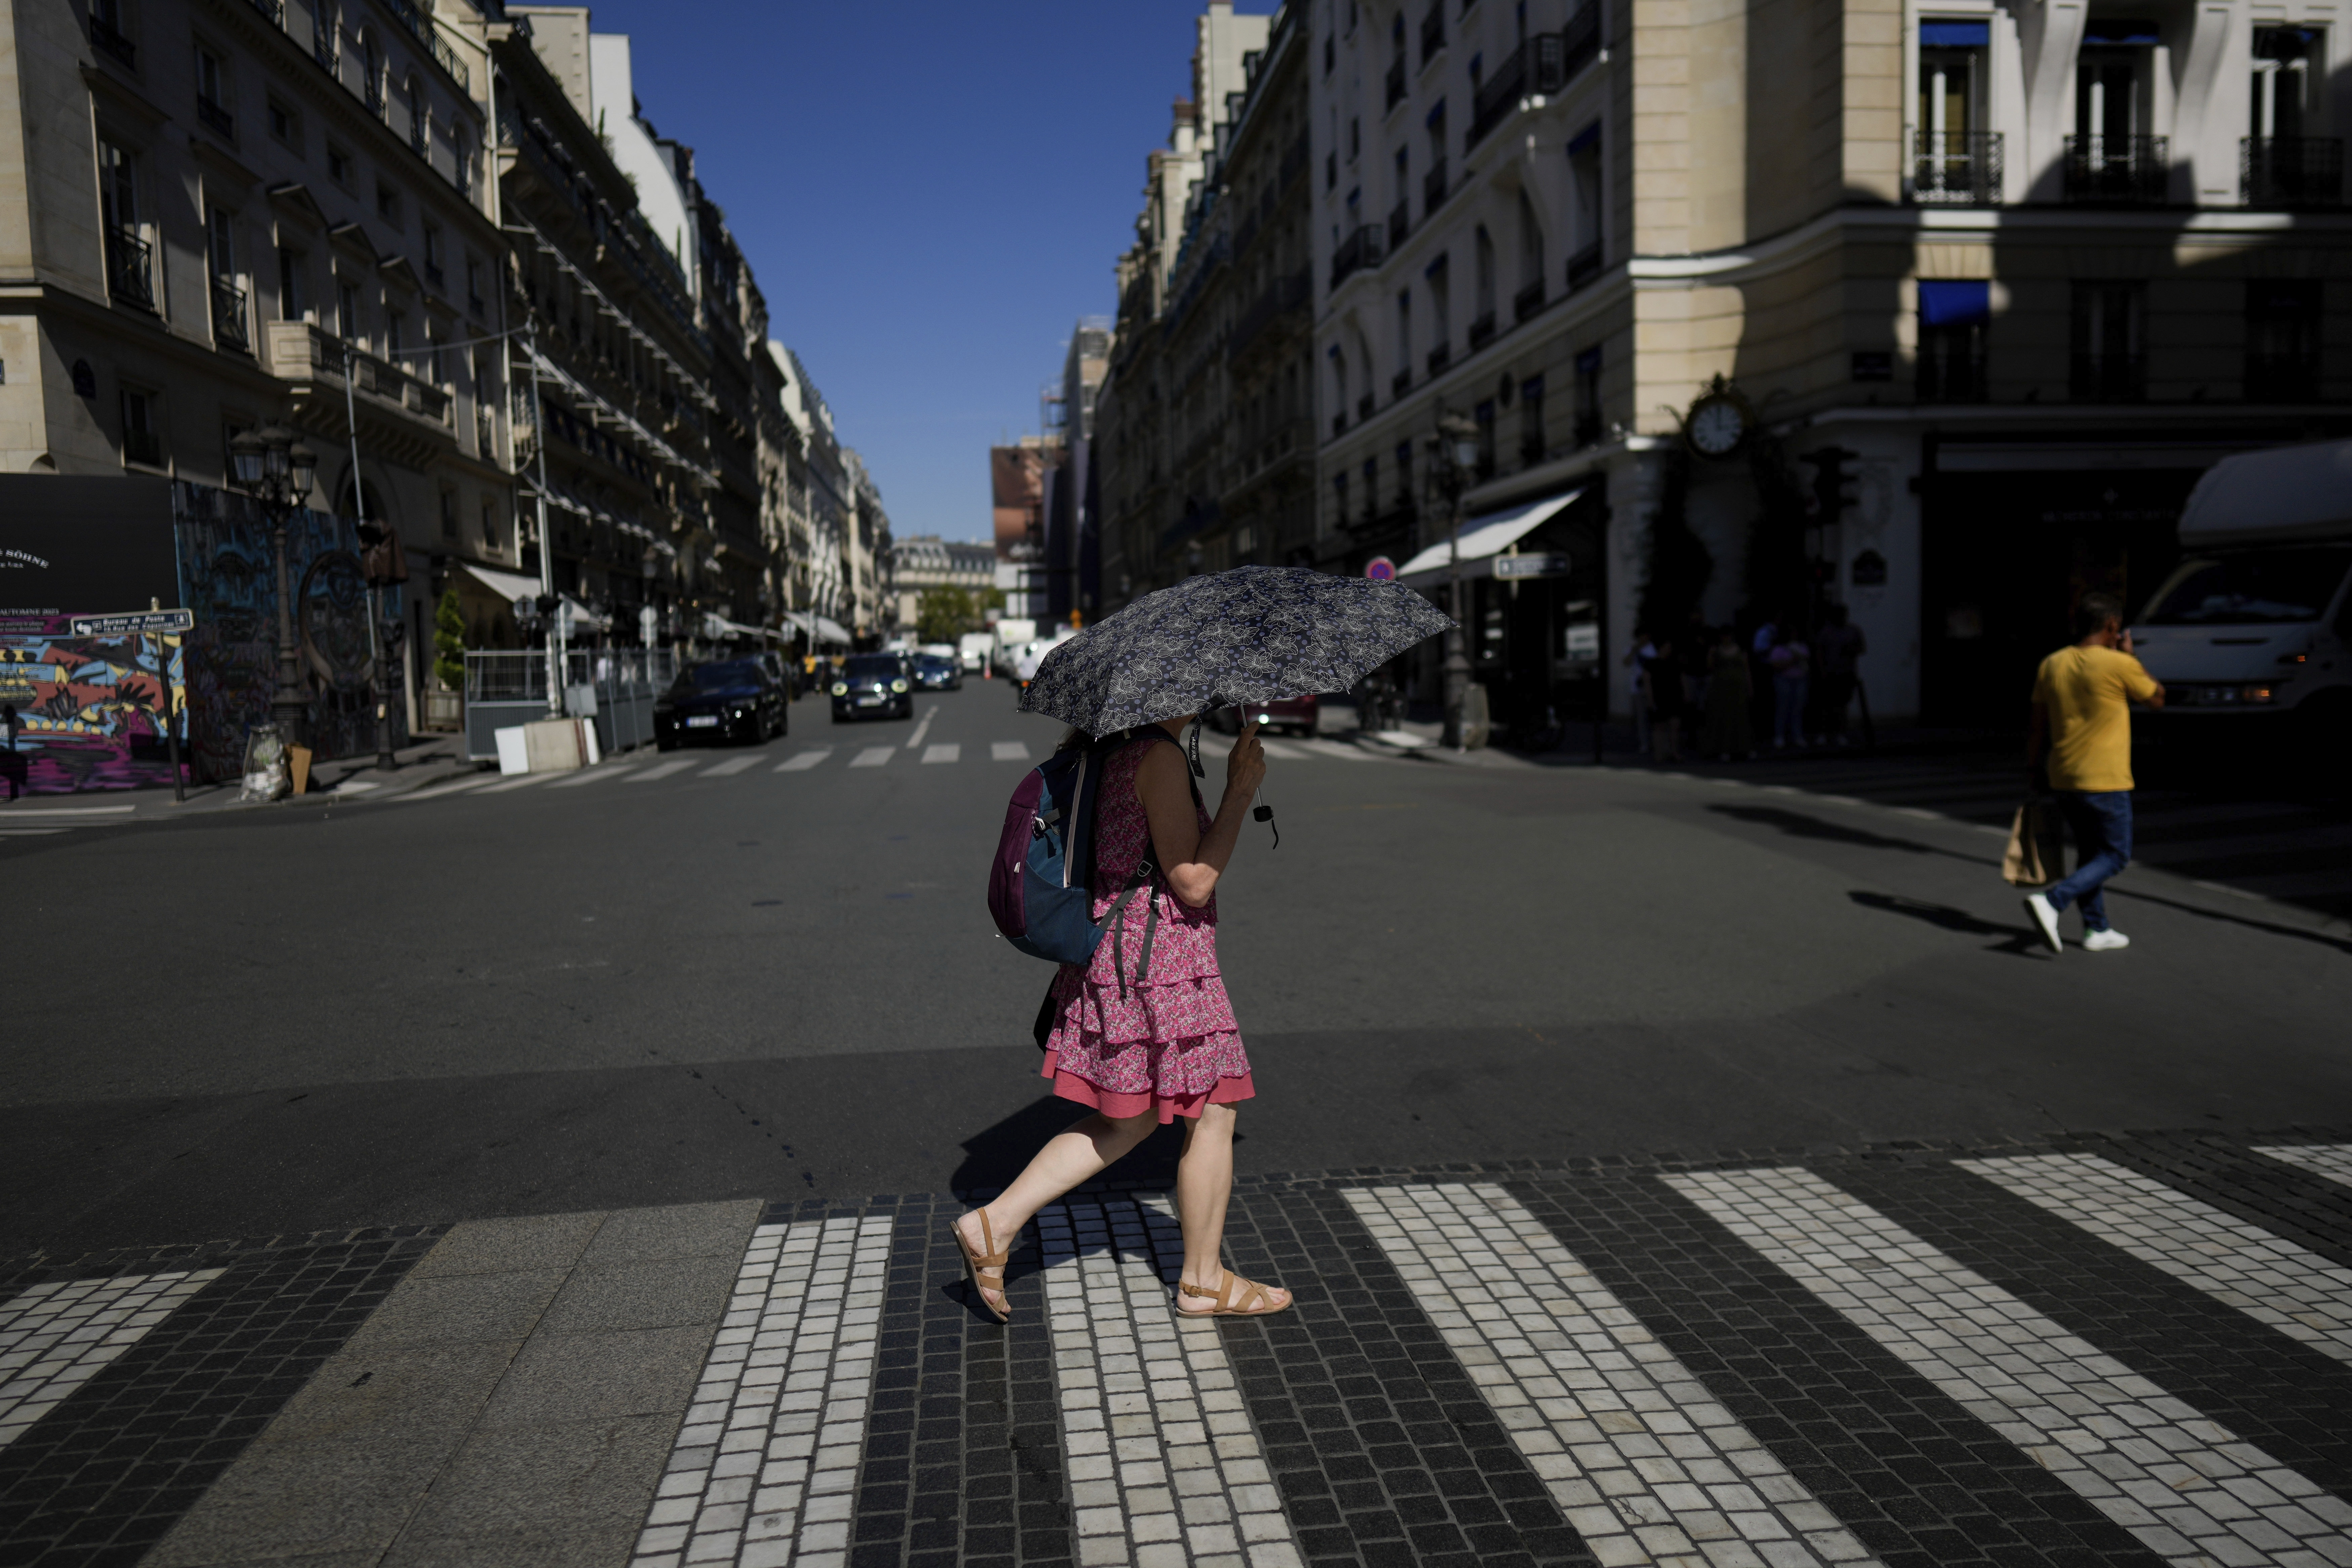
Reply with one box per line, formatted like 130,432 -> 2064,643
1493,553 -> 1572,581
68,608 -> 194,636
1364,557 -> 1395,581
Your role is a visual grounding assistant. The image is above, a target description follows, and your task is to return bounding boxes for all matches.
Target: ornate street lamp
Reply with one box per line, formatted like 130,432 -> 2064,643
1430,413 -> 1482,749
228,424 -> 319,746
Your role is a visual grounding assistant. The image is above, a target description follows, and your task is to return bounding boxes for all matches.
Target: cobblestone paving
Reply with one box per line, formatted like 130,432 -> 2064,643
5,1137 -> 2352,1568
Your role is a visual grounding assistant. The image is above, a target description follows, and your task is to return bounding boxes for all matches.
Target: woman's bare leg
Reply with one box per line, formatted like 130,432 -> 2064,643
956,1110 -> 1155,1315
1174,1104 -> 1289,1311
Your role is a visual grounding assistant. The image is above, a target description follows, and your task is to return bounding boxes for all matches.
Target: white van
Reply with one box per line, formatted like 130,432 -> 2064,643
957,632 -> 994,672
2130,438 -> 2352,744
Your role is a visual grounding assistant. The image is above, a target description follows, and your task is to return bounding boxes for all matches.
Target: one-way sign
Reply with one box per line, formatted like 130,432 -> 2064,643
70,608 -> 195,636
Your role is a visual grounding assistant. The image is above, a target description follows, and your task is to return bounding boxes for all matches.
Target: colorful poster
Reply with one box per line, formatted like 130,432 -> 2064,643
0,614 -> 183,798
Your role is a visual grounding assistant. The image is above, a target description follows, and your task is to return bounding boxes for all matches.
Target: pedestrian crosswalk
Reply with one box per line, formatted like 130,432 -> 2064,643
13,1138 -> 2352,1568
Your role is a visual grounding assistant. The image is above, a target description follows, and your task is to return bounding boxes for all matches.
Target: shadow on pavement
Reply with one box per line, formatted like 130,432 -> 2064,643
1709,802 -> 1988,863
1848,890 -> 2044,957
951,1093 -> 1194,1198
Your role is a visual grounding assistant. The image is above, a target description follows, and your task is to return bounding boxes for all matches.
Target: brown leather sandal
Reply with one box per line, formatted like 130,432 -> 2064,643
949,1212 -> 1012,1323
1175,1270 -> 1292,1317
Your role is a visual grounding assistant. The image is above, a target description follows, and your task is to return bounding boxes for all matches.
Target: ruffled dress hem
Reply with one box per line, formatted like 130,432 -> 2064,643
1041,1050 -> 1256,1124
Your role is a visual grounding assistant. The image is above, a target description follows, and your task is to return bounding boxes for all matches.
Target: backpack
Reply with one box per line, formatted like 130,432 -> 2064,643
988,730 -> 1178,984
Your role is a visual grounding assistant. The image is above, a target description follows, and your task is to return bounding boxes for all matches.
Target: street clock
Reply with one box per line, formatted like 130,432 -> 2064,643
1684,376 -> 1752,458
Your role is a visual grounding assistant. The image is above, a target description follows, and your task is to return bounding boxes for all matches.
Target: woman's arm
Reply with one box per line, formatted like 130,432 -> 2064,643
1137,723 -> 1266,907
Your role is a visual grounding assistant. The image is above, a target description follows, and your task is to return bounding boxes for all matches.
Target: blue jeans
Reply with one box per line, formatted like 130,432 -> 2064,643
1773,675 -> 1809,746
2045,790 -> 2133,931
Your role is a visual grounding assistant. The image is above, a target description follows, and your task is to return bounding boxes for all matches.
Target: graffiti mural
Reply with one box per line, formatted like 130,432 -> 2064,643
0,482 -> 404,796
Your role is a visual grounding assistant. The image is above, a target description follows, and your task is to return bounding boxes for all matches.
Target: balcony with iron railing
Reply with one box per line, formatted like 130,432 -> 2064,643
1387,199 -> 1410,249
90,16 -> 135,66
376,0 -> 469,92
267,320 -> 453,427
2062,135 -> 2169,204
1913,131 -> 2003,205
1392,368 -> 1412,398
2242,137 -> 2344,208
1420,7 -> 1444,64
1427,342 -> 1452,375
211,277 -> 250,354
1357,393 -> 1375,424
1423,157 -> 1447,213
1513,279 -> 1546,322
2070,352 -> 2147,402
106,227 -> 154,311
1385,55 -> 1406,111
1468,30 -> 1583,147
1467,310 -> 1496,350
1331,223 -> 1385,289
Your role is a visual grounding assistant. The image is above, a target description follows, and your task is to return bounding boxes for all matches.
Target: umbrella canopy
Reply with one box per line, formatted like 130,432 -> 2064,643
1020,566 -> 1454,736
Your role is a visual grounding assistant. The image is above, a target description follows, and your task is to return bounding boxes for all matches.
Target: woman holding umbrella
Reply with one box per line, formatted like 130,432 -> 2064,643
949,566 -> 1450,1322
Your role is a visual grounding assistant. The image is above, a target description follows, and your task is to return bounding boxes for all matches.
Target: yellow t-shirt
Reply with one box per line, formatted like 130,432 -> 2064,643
2033,644 -> 2162,792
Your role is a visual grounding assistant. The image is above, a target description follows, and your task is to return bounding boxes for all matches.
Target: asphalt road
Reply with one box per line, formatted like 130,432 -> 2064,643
5,679 -> 2348,1257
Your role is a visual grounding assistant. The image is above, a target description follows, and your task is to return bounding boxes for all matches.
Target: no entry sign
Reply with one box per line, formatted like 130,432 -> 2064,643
1364,557 -> 1395,581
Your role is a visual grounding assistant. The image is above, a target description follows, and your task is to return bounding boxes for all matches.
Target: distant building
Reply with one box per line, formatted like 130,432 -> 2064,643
892,535 -> 996,630
990,438 -> 1052,620
1040,321 -> 1112,621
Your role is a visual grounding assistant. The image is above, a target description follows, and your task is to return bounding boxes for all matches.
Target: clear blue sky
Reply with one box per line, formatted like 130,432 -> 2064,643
579,0 -> 1276,545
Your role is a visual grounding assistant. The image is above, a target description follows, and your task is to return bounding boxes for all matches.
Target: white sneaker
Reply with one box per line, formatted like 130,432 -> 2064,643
2021,893 -> 2062,954
2083,928 -> 2131,952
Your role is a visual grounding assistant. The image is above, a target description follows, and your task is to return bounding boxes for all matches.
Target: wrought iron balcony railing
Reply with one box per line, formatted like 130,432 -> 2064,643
1423,157 -> 1447,213
1392,368 -> 1412,398
90,16 -> 135,66
1514,279 -> 1547,322
1426,342 -> 1452,375
1387,200 -> 1409,249
212,278 -> 250,354
197,96 -> 234,137
1357,393 -> 1375,423
1565,238 -> 1602,290
1331,223 -> 1384,289
1913,130 -> 2003,205
2241,137 -> 2345,208
2062,134 -> 2169,204
1385,56 -> 1406,111
106,226 -> 154,311
1420,7 -> 1444,65
1467,310 -> 1497,350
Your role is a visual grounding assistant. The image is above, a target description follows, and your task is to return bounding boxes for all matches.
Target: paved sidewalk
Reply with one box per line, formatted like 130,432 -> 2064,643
6,1129 -> 2352,1568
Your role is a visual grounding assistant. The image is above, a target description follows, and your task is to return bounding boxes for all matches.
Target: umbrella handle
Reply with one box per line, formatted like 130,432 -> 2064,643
1186,714 -> 1207,778
1252,787 -> 1277,850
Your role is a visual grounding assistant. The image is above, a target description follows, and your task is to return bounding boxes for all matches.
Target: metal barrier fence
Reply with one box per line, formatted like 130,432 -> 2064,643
462,649 -> 678,761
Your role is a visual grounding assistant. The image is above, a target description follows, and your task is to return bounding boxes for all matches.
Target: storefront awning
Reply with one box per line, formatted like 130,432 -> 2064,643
704,615 -> 776,642
1396,488 -> 1587,586
457,562 -> 607,631
787,610 -> 853,646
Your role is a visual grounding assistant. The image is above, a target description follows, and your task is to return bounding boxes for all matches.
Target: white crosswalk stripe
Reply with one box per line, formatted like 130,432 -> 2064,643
475,772 -> 556,793
0,1270 -> 224,1450
549,764 -> 636,788
400,774 -> 498,801
630,760 -> 699,782
634,1214 -> 893,1568
1665,1164 -> 2352,1568
775,750 -> 833,772
1345,1183 -> 1881,1568
904,706 -> 939,749
2259,1142 -> 2352,1191
702,755 -> 763,777
847,747 -> 893,769
1960,1152 -> 2352,1365
1255,739 -> 1309,760
921,744 -> 960,764
1297,739 -> 1370,762
991,740 -> 1031,763
1041,1194 -> 1300,1568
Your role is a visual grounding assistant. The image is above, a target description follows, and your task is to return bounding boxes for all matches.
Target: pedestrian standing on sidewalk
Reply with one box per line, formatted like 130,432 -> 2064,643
1768,628 -> 1812,750
1697,627 -> 1754,759
1811,604 -> 1867,745
2022,592 -> 2164,954
951,718 -> 1291,1321
1624,628 -> 1656,756
1642,637 -> 1685,763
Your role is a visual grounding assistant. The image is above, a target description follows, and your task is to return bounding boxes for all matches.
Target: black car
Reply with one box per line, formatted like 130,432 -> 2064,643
911,653 -> 962,692
832,652 -> 914,722
654,658 -> 788,749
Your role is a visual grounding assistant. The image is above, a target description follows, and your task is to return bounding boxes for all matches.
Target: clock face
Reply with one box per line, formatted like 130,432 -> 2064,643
1688,396 -> 1747,456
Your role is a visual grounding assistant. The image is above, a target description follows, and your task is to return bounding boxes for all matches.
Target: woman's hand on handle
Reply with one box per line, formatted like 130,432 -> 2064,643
1139,722 -> 1263,908
1224,720 -> 1267,806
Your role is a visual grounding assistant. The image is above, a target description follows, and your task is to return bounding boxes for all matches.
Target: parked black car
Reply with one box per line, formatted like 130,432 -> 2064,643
832,652 -> 914,722
912,652 -> 962,692
654,658 -> 788,749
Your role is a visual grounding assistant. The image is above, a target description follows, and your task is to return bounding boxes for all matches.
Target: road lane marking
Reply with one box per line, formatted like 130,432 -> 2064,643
1959,1152 -> 2352,1366
921,744 -> 960,764
848,747 -> 893,769
632,1215 -> 892,1568
775,750 -> 833,772
1299,738 -> 1371,762
0,804 -> 137,816
1041,1194 -> 1301,1568
475,772 -> 557,793
2257,1143 -> 2352,1191
330,778 -> 382,794
1256,739 -> 1308,760
0,1270 -> 224,1450
904,704 -> 939,749
990,741 -> 1030,762
549,765 -> 636,788
0,828 -> 69,836
401,774 -> 498,801
702,755 -> 763,777
629,760 -> 699,782
1665,1164 -> 2352,1568
1344,1183 -> 1881,1568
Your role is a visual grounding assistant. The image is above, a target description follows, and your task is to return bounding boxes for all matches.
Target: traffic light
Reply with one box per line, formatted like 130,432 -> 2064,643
1801,447 -> 1859,521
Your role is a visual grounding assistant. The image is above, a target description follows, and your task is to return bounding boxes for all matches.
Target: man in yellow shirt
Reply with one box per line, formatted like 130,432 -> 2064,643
2022,592 -> 2165,954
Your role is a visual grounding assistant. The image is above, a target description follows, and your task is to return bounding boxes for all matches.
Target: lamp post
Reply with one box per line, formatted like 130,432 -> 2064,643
1431,414 -> 1481,750
228,424 -> 320,748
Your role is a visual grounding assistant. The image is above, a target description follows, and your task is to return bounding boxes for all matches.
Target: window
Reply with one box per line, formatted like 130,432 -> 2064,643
336,278 -> 359,342
423,224 -> 445,291
98,138 -> 153,310
90,0 -> 131,62
466,255 -> 485,316
361,32 -> 383,114
2246,29 -> 2332,205
1916,280 -> 1989,401
1515,192 -> 1545,315
1518,374 -> 1546,466
2068,21 -> 2162,199
206,206 -> 248,351
2252,27 -> 2315,139
1394,439 -> 1415,507
327,143 -> 353,187
120,386 -> 161,467
1471,224 -> 1497,343
481,499 -> 501,549
278,245 -> 309,322
195,47 -> 232,136
1573,346 -> 1602,445
206,207 -> 233,280
1916,21 -> 1994,202
1473,398 -> 1497,478
309,0 -> 338,68
440,488 -> 459,541
1426,255 -> 1451,370
1567,123 -> 1603,283
376,181 -> 400,225
2070,280 -> 2145,401
386,306 -> 406,367
1394,289 -> 1413,383
1333,469 -> 1350,523
1361,457 -> 1379,522
267,98 -> 299,147
407,76 -> 427,155
1350,116 -> 1361,161
2245,280 -> 2322,402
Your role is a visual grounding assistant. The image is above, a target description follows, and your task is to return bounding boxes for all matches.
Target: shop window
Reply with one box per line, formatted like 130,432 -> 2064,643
2244,280 -> 2322,402
2069,280 -> 2145,400
1916,280 -> 1989,401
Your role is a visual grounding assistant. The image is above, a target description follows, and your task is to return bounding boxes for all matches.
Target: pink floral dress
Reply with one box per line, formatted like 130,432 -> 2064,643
1041,734 -> 1254,1123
